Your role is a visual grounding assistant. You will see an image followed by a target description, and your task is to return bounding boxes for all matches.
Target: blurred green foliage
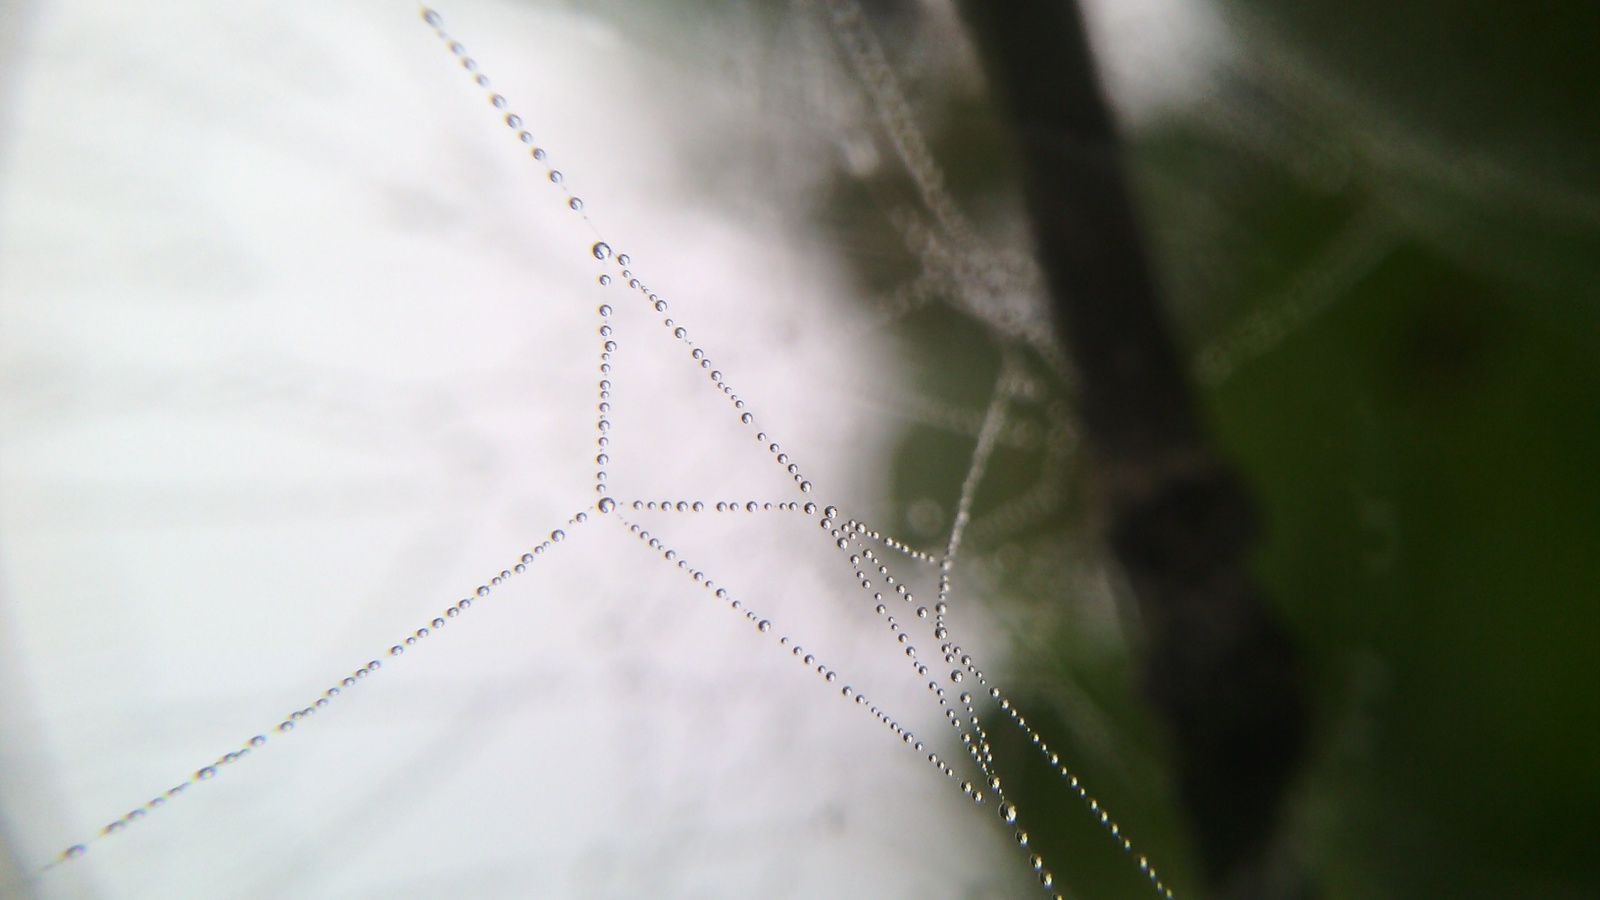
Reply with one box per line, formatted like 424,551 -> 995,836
855,0 -> 1599,896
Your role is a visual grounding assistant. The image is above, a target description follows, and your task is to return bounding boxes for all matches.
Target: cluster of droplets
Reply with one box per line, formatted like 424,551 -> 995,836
45,11 -> 1176,898
613,513 -> 958,779
425,5 -> 1174,894
820,509 -> 1173,896
41,506 -> 593,869
421,8 -> 593,225
615,499 -> 814,513
597,300 -> 614,496
590,238 -> 816,495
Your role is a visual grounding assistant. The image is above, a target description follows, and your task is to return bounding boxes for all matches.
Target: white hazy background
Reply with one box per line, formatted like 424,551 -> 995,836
0,1 -> 1227,898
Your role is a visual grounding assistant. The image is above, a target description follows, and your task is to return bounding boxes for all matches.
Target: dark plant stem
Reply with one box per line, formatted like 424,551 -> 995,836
956,2 -> 1311,896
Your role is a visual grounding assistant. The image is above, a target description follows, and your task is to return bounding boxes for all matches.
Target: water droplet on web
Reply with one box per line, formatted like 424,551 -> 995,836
504,113 -> 522,129
532,147 -> 546,161
490,94 -> 507,109
569,197 -> 584,211
592,242 -> 612,260
550,529 -> 565,543
598,497 -> 615,513
616,253 -> 630,266
757,620 -> 771,633
421,8 -> 442,27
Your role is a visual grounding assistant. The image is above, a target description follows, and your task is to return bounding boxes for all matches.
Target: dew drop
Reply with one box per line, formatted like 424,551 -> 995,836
757,620 -> 771,633
196,766 -> 218,781
617,253 -> 631,266
421,9 -> 442,27
490,94 -> 507,109
950,670 -> 964,683
504,113 -> 522,129
591,241 -> 612,260
598,497 -> 616,513
569,197 -> 584,211
532,147 -> 546,161
63,844 -> 87,860
800,481 -> 813,493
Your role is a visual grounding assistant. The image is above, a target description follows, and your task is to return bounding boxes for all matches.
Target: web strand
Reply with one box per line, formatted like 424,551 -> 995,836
33,8 -> 1177,898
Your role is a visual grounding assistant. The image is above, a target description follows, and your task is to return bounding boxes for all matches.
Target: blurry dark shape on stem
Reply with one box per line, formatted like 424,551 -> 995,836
956,1 -> 1311,896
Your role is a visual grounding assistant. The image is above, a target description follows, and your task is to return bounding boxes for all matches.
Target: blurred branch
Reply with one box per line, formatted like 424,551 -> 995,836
955,1 -> 1311,895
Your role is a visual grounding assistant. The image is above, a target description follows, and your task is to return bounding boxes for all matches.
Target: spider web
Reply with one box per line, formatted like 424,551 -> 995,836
0,2 -> 1193,897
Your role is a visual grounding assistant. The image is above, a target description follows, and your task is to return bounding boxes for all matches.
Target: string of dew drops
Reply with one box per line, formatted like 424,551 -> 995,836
419,7 -> 1175,894
40,10 -> 1175,898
